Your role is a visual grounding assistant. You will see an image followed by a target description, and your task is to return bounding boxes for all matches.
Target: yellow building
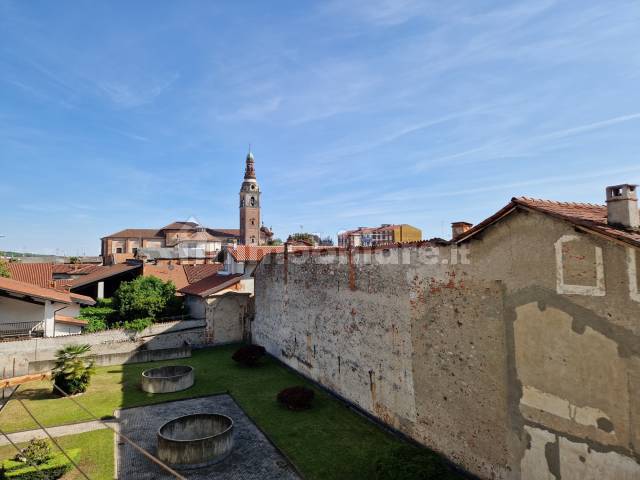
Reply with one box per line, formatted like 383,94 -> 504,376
338,224 -> 422,247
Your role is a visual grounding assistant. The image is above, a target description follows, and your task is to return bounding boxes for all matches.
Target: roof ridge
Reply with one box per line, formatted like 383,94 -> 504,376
514,197 -> 605,208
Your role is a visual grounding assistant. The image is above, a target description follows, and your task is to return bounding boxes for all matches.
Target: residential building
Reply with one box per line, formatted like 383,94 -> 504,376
179,273 -> 251,344
338,223 -> 422,247
0,276 -> 95,338
69,262 -> 224,299
222,245 -> 286,275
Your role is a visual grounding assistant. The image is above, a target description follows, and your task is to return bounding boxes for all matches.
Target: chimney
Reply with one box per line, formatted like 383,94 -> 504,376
606,184 -> 639,229
451,221 -> 473,239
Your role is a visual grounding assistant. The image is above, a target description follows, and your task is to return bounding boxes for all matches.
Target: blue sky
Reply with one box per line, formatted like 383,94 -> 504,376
1,0 -> 640,255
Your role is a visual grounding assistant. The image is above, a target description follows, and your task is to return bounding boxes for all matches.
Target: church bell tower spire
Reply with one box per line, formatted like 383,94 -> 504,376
239,149 -> 261,245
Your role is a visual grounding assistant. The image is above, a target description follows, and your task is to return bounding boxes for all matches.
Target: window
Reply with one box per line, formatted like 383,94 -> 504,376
250,197 -> 255,206
251,236 -> 256,244
116,247 -> 123,253
251,218 -> 255,226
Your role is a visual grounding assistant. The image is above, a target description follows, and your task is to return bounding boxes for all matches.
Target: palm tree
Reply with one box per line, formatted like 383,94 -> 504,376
52,344 -> 95,395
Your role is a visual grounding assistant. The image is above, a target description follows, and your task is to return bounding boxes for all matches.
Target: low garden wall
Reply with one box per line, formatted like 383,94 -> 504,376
0,320 -> 207,376
28,346 -> 192,374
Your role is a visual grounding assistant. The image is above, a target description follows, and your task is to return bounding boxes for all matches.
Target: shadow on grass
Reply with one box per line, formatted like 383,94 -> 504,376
12,386 -> 56,401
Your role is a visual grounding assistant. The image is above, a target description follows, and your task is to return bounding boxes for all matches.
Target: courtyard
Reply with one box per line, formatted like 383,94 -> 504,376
0,345 -> 465,479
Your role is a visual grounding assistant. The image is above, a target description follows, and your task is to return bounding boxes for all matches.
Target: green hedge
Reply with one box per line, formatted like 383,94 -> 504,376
1,448 -> 79,480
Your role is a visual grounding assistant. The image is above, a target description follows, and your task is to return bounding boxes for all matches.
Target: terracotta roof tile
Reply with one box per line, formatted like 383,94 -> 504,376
206,228 -> 240,237
142,264 -> 189,291
228,245 -> 285,262
55,315 -> 87,326
0,277 -> 95,305
52,264 -> 102,275
183,264 -> 223,284
178,274 -> 243,297
455,197 -> 640,248
7,263 -> 54,288
70,264 -> 141,289
160,221 -> 200,231
102,228 -> 163,239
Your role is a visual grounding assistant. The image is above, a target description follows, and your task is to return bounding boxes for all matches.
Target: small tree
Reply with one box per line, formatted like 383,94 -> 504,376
113,276 -> 176,320
52,344 -> 95,395
14,438 -> 52,465
0,258 -> 10,278
287,233 -> 318,245
68,256 -> 80,264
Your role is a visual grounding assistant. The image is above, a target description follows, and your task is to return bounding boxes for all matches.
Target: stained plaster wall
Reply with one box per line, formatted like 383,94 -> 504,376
253,209 -> 640,480
203,293 -> 252,344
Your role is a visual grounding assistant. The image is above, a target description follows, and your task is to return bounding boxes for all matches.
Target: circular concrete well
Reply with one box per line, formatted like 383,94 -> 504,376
141,365 -> 194,394
157,413 -> 234,468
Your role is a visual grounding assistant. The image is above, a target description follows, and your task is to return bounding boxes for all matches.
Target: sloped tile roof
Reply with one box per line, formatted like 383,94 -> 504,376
51,264 -> 102,275
228,245 -> 285,262
0,277 -> 95,305
455,197 -> 640,248
142,264 -> 189,291
70,264 -> 141,288
7,263 -> 54,288
55,314 -> 88,326
183,264 -> 223,284
206,228 -> 240,237
160,221 -> 199,231
102,228 -> 162,239
178,273 -> 243,297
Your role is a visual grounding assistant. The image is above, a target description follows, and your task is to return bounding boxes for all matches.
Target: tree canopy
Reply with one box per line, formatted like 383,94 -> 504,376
112,275 -> 176,320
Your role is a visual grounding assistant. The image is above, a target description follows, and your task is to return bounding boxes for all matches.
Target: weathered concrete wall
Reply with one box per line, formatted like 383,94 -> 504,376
0,320 -> 208,376
253,210 -> 640,479
204,294 -> 252,344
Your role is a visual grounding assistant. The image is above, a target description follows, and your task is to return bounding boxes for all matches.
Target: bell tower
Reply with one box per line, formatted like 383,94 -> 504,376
239,150 -> 261,245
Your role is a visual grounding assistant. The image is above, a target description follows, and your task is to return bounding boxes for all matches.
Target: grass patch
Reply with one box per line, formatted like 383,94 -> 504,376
0,345 -> 465,480
0,429 -> 113,480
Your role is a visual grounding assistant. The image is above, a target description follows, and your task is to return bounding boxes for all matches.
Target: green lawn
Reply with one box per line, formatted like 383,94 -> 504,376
0,345 -> 465,479
0,429 -> 114,480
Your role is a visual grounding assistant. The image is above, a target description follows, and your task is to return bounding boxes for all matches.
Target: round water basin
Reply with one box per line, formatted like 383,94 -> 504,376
141,365 -> 194,394
157,413 -> 234,468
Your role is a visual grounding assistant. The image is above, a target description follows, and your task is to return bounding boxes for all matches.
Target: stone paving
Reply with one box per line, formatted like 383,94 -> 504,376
115,394 -> 301,480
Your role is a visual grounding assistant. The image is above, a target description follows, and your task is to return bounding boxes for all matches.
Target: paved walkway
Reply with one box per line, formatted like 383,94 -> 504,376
0,419 -> 113,446
116,395 -> 301,480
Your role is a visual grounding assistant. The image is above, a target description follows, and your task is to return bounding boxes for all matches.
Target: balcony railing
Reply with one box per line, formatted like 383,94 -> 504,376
0,321 -> 45,340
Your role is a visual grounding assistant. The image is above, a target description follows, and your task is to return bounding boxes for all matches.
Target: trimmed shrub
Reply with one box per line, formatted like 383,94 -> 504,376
231,345 -> 266,367
13,439 -> 51,465
374,445 -> 457,480
1,448 -> 79,480
52,344 -> 95,396
277,386 -> 315,410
